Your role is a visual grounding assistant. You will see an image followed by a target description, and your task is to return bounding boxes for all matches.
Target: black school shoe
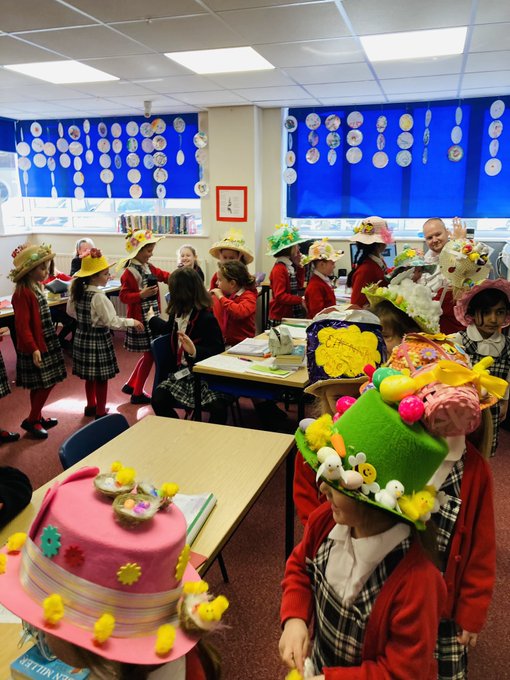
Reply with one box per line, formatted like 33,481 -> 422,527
0,431 -> 20,444
130,393 -> 151,405
121,384 -> 134,395
40,417 -> 58,429
20,420 -> 48,440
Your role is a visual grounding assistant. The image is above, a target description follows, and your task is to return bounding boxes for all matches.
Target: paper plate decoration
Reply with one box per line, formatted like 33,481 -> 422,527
127,169 -> 141,184
327,149 -> 337,166
306,148 -> 320,164
425,108 -> 432,127
143,155 -> 154,169
140,122 -> 153,137
59,154 -> 70,168
195,149 -> 207,165
100,169 -> 114,184
193,131 -> 207,148
485,158 -> 502,176
130,184 -> 142,198
397,132 -> 413,149
127,138 -> 138,152
346,147 -> 362,164
399,113 -> 413,131
32,138 -> 44,152
126,153 -> 140,168
284,115 -> 298,132
111,122 -> 121,138
451,126 -> 462,144
157,184 -> 166,198
98,122 -> 107,138
17,141 -> 30,156
347,129 -> 363,146
396,150 -> 412,167
151,119 -> 166,134
153,168 -> 168,183
173,117 -> 185,133
447,145 -> 463,162
490,99 -> 505,119
308,131 -> 319,147
305,113 -> 321,130
74,156 -> 82,171
112,139 -> 122,154
153,135 -> 167,150
347,111 -> 363,128
99,154 -> 111,169
455,106 -> 463,125
286,150 -> 296,166
372,151 -> 388,169
33,153 -> 46,168
488,120 -> 503,139
126,121 -> 139,136
376,115 -> 387,133
176,149 -> 185,165
141,138 -> 153,153
326,132 -> 340,148
97,138 -> 110,153
489,139 -> 499,157
283,167 -> 297,184
376,134 -> 385,150
194,181 -> 209,197
423,128 -> 430,145
325,114 -> 340,131
30,122 -> 42,137
153,152 -> 167,167
69,142 -> 83,156
56,137 -> 68,152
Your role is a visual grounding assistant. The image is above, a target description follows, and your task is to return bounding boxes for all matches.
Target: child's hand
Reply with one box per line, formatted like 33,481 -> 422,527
146,306 -> 156,321
0,327 -> 9,336
279,618 -> 309,673
140,286 -> 158,299
456,629 -> 478,648
32,350 -> 42,368
211,288 -> 223,299
133,320 -> 144,332
178,331 -> 196,357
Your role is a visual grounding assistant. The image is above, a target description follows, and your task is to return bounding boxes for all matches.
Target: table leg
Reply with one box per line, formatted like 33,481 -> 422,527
193,373 -> 202,421
297,392 -> 305,423
285,445 -> 296,559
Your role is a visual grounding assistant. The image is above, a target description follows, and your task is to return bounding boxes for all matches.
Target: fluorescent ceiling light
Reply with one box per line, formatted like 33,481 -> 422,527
3,60 -> 118,84
360,27 -> 467,62
165,47 -> 274,74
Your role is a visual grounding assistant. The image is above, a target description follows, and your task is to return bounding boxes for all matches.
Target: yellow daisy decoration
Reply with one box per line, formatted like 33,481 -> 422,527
117,562 -> 142,586
6,532 -> 27,553
0,554 -> 7,574
175,545 -> 191,581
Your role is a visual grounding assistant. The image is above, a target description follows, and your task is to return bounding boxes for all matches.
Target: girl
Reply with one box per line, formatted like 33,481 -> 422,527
453,278 -> 510,457
119,229 -> 170,404
67,249 -> 143,419
10,243 -> 67,440
210,260 -> 257,346
0,328 -> 20,444
347,216 -> 393,307
208,228 -> 254,290
44,259 -> 75,349
389,245 -> 435,285
303,240 -> 343,319
70,237 -> 95,276
267,224 -> 308,325
149,268 -> 228,424
177,244 -> 205,282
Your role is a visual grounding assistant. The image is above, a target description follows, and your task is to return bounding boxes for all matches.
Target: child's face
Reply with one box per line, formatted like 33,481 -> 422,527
91,268 -> 110,287
381,320 -> 402,354
411,266 -> 423,282
319,482 -> 367,529
217,270 -> 237,296
29,261 -> 50,283
179,247 -> 196,267
137,244 -> 155,264
475,300 -> 508,338
316,259 -> 335,277
78,241 -> 91,257
219,249 -> 240,263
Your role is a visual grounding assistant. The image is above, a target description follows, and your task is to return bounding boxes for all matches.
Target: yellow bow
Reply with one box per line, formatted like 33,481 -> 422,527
414,357 -> 508,400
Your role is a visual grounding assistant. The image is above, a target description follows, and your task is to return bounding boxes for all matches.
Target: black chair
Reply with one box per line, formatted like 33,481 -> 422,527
58,414 -> 130,470
151,333 -> 171,394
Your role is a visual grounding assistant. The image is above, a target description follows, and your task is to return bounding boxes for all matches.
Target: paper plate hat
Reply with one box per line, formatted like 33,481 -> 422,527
390,245 -> 435,283
438,238 -> 491,298
209,228 -> 254,264
363,278 -> 441,334
302,239 -> 344,266
454,278 -> 510,328
0,466 -> 228,665
266,223 -> 309,256
296,388 -> 448,530
117,228 -> 165,269
73,248 -> 116,278
9,243 -> 55,283
350,216 -> 393,245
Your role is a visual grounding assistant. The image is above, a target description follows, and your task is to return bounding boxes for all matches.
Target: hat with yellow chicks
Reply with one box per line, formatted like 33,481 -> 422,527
438,238 -> 491,298
267,223 -> 309,256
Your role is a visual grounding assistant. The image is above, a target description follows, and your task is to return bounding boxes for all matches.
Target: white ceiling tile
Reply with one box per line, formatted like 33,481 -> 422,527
81,55 -> 190,79
67,0 -> 206,23
56,98 -> 133,112
22,26 -> 149,59
465,51 -> 510,72
474,1 -> 510,24
147,75 -> 226,94
317,96 -> 386,106
206,0 -> 322,8
380,74 -> 460,95
0,68 -> 38,86
0,36 -> 57,64
175,90 -> 249,106
373,55 -> 463,79
306,80 -> 382,98
206,69 -> 294,88
0,0 -> 94,32
256,38 -> 364,68
15,84 -> 94,100
462,70 -> 510,89
470,23 -> 510,53
218,4 -> 349,44
460,85 -> 510,97
233,85 -> 311,100
103,94 -> 185,108
66,81 -> 155,97
284,62 -> 373,85
385,91 -> 459,103
255,97 -> 322,108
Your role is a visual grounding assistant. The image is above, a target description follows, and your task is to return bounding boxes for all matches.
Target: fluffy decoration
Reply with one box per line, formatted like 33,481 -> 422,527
111,461 -> 123,472
439,238 -> 491,297
43,594 -> 65,625
197,595 -> 229,623
115,467 -> 136,487
302,239 -> 344,266
6,532 -> 27,554
159,483 -> 179,500
93,613 -> 116,644
0,554 -> 7,574
155,624 -> 176,656
304,414 -> 334,451
175,545 -> 191,581
183,580 -> 209,595
266,223 -> 309,256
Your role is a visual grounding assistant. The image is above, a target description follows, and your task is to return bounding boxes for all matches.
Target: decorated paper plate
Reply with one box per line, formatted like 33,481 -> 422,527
372,151 -> 389,168
151,118 -> 166,134
173,117 -> 185,133
308,130 -> 319,147
485,158 -> 502,176
447,145 -> 463,162
490,99 -> 505,119
98,122 -> 107,138
451,126 -> 462,144
305,112 -> 321,130
285,150 -> 296,167
425,109 -> 432,127
288,135 -> 293,151
16,141 -> 30,156
114,154 -> 122,169
73,171 -> 84,186
422,147 -> 428,164
347,111 -> 363,129
397,132 -> 413,149
30,122 -> 42,137
33,153 -> 46,168
195,148 -> 207,165
100,168 -> 114,184
58,122 -> 64,138
126,121 -> 139,137
69,141 -> 83,156
127,138 -> 138,152
455,106 -> 463,125
327,149 -> 337,165
47,157 -> 56,171
130,184 -> 142,198
347,129 -> 363,146
74,156 -> 82,171
399,113 -> 414,131
488,120 -> 503,139
284,115 -> 298,132
83,119 -> 90,134
85,149 -> 94,164
51,185 -> 58,198
376,115 -> 387,133
43,142 -> 56,156
283,167 -> 297,184
126,153 -> 140,168
127,168 -> 141,183
59,154 -> 71,168
157,184 -> 166,199
153,151 -> 167,167
423,128 -> 430,145
112,138 -> 122,154
143,154 -> 155,169
153,167 -> 168,183
376,133 -> 385,150
194,181 -> 209,197
325,114 -> 341,131
99,153 -> 111,169
193,131 -> 208,148
141,138 -> 154,153
18,157 -> 31,171
97,138 -> 110,153
31,138 -> 44,152
306,147 -> 320,164
56,138 -> 68,153
153,135 -> 167,151
75,187 -> 85,199
346,146 -> 362,164
111,122 -> 122,138
85,134 -> 91,149
396,150 -> 412,167
176,149 -> 185,165
140,122 -> 153,138
326,132 -> 340,148
489,139 -> 499,157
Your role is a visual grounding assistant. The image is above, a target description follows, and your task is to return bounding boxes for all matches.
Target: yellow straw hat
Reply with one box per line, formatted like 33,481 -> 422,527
9,243 -> 55,283
74,249 -> 116,277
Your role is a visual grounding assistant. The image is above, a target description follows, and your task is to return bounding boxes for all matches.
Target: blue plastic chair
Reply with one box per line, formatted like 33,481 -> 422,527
58,414 -> 130,470
150,333 -> 171,394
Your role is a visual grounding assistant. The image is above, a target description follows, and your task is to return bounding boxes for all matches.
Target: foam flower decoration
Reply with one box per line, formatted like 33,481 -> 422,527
183,580 -> 209,595
43,594 -> 64,625
159,482 -> 179,500
64,545 -> 85,568
155,624 -> 176,656
0,554 -> 7,574
175,544 -> 191,581
93,613 -> 115,644
6,532 -> 27,553
115,467 -> 136,486
111,461 -> 123,472
40,525 -> 61,558
117,562 -> 142,586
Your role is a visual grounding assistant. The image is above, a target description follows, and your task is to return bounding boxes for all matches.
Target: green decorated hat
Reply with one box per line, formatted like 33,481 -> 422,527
266,223 -> 309,256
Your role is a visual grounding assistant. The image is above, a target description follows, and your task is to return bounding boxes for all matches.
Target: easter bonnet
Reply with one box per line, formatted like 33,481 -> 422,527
438,238 -> 491,298
454,278 -> 510,328
302,239 -> 344,266
389,245 -> 435,283
0,465 -> 228,665
267,223 -> 309,256
350,216 -> 394,245
9,243 -> 55,283
117,228 -> 165,269
73,248 -> 116,278
209,228 -> 254,264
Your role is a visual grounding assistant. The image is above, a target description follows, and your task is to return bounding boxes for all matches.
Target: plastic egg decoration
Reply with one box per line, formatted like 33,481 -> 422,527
398,395 -> 425,424
336,396 -> 356,415
372,367 -> 401,390
379,374 -> 417,403
332,412 -> 341,423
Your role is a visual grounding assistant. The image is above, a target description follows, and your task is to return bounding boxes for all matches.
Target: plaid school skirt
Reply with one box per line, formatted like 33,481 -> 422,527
435,619 -> 468,680
73,325 -> 119,381
0,351 -> 10,398
157,372 -> 221,409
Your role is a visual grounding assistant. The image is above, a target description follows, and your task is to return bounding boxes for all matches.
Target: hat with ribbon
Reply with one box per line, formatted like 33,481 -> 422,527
302,239 -> 344,266
350,216 -> 394,245
73,248 -> 116,278
454,278 -> 510,328
0,466 -> 228,666
266,223 -> 309,256
209,228 -> 254,264
117,228 -> 165,269
9,243 -> 55,283
438,238 -> 492,298
389,245 -> 435,283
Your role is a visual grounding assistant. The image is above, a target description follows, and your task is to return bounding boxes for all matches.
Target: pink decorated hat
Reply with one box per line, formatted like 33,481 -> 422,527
454,278 -> 510,328
0,467 -> 227,665
349,216 -> 394,245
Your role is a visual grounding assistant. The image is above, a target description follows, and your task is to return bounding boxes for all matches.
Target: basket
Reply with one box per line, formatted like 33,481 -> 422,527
93,473 -> 136,498
113,493 -> 161,526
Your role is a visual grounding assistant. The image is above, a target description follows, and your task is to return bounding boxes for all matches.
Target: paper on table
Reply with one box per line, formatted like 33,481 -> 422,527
245,357 -> 293,378
195,354 -> 250,373
226,338 -> 269,356
0,603 -> 21,624
173,493 -> 217,544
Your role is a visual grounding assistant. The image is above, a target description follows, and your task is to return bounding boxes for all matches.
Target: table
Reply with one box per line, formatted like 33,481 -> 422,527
0,415 -> 295,677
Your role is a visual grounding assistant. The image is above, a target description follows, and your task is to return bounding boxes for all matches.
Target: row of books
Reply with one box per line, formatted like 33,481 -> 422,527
118,213 -> 199,235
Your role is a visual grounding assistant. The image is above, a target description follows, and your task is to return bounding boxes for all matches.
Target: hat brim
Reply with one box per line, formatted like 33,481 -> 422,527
349,234 -> 387,245
267,236 -> 310,256
364,289 -> 439,334
11,253 -> 55,283
116,236 -> 166,270
304,377 -> 366,398
302,251 -> 344,266
209,244 -> 254,264
0,546 -> 201,665
454,278 -> 510,327
73,261 -> 117,278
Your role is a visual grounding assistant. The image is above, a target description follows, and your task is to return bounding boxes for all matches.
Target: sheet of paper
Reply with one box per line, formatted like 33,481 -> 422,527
195,354 -> 250,373
0,603 -> 21,624
227,338 -> 270,356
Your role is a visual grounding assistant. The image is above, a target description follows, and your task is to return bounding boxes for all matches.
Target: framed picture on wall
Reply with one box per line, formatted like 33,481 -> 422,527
216,185 -> 247,222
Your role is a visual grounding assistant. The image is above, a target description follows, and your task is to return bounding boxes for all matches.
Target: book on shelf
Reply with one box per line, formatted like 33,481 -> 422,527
11,646 -> 90,680
226,338 -> 270,356
173,492 -> 217,544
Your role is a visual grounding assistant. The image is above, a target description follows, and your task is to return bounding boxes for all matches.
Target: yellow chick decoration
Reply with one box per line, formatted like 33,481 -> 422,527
398,488 -> 436,522
110,461 -> 123,472
159,482 -> 179,501
305,414 -> 333,451
183,580 -> 209,595
93,613 -> 115,644
115,467 -> 136,487
43,593 -> 65,625
6,532 -> 27,553
0,554 -> 7,574
197,595 -> 229,623
286,671 -> 303,680
155,624 -> 176,656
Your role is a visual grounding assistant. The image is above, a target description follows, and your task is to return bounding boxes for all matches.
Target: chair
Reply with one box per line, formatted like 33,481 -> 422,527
151,333 -> 171,394
58,414 -> 130,470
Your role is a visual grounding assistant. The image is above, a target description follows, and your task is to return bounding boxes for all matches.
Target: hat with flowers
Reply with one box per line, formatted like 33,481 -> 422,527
438,238 -> 492,298
117,228 -> 165,269
9,243 -> 55,283
209,228 -> 254,264
350,216 -> 394,245
454,278 -> 510,328
389,245 -> 435,283
73,248 -> 116,278
266,223 -> 309,256
302,238 -> 344,266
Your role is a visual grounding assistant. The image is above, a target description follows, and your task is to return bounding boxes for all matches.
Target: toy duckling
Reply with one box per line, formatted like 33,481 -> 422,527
374,480 -> 404,510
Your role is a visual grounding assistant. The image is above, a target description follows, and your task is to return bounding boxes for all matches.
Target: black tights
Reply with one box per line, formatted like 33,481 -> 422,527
151,387 -> 228,425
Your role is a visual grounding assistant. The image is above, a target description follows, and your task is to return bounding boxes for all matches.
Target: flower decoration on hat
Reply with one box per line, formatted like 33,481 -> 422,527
155,624 -> 176,656
175,544 -> 191,581
89,247 -> 102,259
40,525 -> 61,558
303,238 -> 344,266
354,221 -> 374,235
266,223 -> 308,256
43,593 -> 65,625
11,244 -> 27,259
439,238 -> 492,297
6,532 -> 27,554
64,545 -> 85,568
117,562 -> 142,586
94,613 -> 116,644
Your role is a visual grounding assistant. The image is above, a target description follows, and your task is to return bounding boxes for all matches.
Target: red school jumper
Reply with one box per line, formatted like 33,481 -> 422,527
350,259 -> 386,307
119,263 -> 169,322
305,273 -> 336,318
269,262 -> 305,321
213,288 -> 257,346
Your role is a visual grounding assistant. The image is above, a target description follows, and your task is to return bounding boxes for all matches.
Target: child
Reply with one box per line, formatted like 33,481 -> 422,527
209,228 -> 254,290
119,229 -> 170,404
67,249 -> 143,419
389,245 -> 435,285
70,237 -> 95,276
347,216 -> 393,307
0,465 -> 228,679
177,244 -> 205,282
267,224 -> 308,325
303,240 -> 343,319
0,328 -> 20,444
280,387 -> 448,678
10,243 -> 67,440
453,278 -> 510,457
44,259 -> 75,349
149,268 -> 228,424
210,260 -> 257,346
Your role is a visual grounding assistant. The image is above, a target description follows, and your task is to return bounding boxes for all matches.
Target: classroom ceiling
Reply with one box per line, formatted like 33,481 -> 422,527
0,0 -> 509,120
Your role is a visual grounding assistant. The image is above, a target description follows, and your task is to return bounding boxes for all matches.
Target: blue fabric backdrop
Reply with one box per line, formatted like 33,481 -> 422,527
0,117 -> 16,152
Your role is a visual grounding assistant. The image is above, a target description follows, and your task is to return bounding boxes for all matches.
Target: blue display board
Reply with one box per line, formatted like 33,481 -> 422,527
285,96 -> 509,218
14,114 -> 201,199
0,117 -> 16,153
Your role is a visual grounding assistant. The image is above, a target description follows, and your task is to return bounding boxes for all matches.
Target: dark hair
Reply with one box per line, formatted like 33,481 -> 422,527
373,300 -> 420,339
346,243 -> 382,288
218,260 -> 256,290
467,287 -> 510,325
167,267 -> 211,317
69,276 -> 91,303
275,246 -> 293,258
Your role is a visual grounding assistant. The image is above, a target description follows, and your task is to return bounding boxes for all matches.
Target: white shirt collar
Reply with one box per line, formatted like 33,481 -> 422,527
313,270 -> 334,287
427,436 -> 466,490
369,253 -> 385,268
85,285 -> 105,293
466,323 -> 505,357
234,287 -> 245,297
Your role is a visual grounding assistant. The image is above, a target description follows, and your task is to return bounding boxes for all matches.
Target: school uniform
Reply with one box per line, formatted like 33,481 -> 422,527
209,270 -> 219,291
0,348 -> 9,399
12,287 -> 66,390
0,466 -> 32,529
147,649 -> 205,679
350,255 -> 386,307
281,502 -> 445,679
214,287 -> 257,346
305,271 -> 336,318
269,257 -> 305,323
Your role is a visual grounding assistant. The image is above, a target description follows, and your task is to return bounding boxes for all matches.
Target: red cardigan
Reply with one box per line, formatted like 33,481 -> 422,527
269,262 -> 305,321
281,503 -> 445,680
435,288 -> 464,334
350,259 -> 386,307
209,271 -> 219,291
305,274 -> 336,318
213,288 -> 257,346
119,263 -> 169,323
12,286 -> 47,354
